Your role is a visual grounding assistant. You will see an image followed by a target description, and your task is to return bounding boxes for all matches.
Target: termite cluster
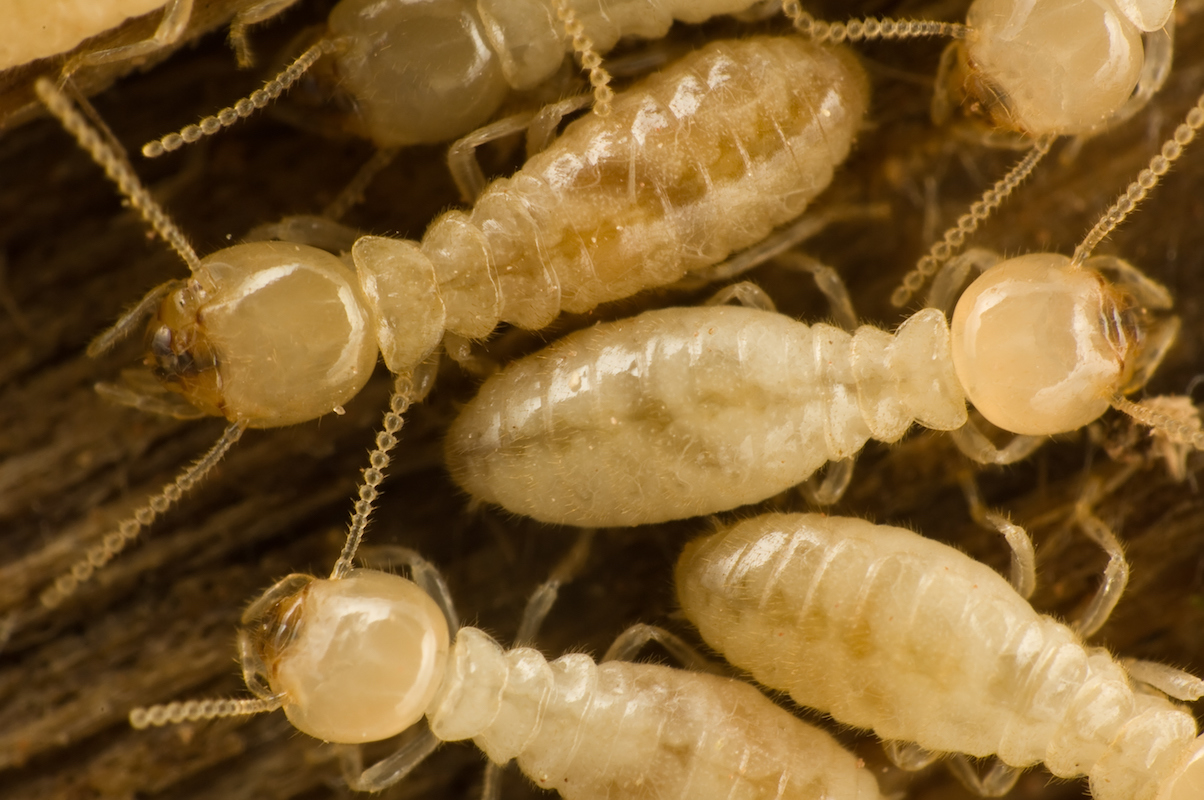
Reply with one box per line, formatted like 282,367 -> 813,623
1,1 -> 1204,798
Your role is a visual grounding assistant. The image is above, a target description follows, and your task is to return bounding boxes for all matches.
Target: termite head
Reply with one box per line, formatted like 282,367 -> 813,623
326,0 -> 508,146
146,241 -> 379,428
241,569 -> 450,744
943,0 -> 1143,136
951,253 -> 1144,435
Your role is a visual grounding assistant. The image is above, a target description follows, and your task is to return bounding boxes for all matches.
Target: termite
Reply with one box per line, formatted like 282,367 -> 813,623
1,0 -> 294,88
7,35 -> 868,639
676,512 -> 1204,800
777,0 -> 1176,305
126,516 -> 887,800
138,0 -> 794,160
444,87 -> 1204,527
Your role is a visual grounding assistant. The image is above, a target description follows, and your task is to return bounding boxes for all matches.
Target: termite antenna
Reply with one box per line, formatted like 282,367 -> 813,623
330,364 -> 438,581
1111,395 -> 1204,452
40,423 -> 246,612
1072,90 -> 1204,265
551,0 -> 614,117
892,135 -> 1055,307
141,39 -> 338,158
130,696 -> 283,729
34,78 -> 202,275
86,280 -> 183,357
782,2 -> 970,42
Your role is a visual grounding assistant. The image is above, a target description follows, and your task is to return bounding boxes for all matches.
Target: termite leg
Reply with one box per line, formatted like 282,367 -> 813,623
882,740 -> 940,772
242,215 -> 361,252
343,724 -> 442,792
949,416 -> 1045,466
524,94 -> 593,159
62,0 -> 194,79
959,473 -> 1037,599
774,252 -> 858,331
448,111 -> 540,203
946,755 -> 1023,797
925,248 -> 1000,316
443,334 -> 498,379
705,281 -> 778,311
798,458 -> 856,507
1070,478 -> 1130,639
355,546 -> 460,632
228,0 -> 304,67
1122,659 -> 1204,702
601,623 -> 718,676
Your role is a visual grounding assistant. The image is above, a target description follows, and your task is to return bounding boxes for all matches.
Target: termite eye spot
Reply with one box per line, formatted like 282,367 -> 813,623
246,582 -> 313,676
149,326 -> 174,362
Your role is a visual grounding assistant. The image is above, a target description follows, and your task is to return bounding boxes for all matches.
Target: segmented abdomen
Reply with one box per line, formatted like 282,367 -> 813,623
445,305 -> 965,527
472,36 -> 869,330
429,627 -> 883,800
675,513 -> 1190,783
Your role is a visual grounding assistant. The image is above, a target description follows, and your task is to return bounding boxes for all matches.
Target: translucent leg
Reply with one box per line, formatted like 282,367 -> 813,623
602,623 -> 720,674
1123,659 -> 1204,702
62,0 -> 194,78
525,94 -> 593,159
344,723 -> 442,792
94,368 -> 207,419
774,252 -> 857,331
675,204 -> 890,291
448,111 -> 540,202
444,332 -> 500,379
950,416 -> 1045,465
798,457 -> 856,506
883,740 -> 940,771
481,760 -> 506,800
354,546 -> 459,632
87,280 -> 182,356
323,147 -> 401,221
515,529 -> 595,645
959,473 -> 1037,599
243,215 -> 361,252
228,0 -> 305,67
1070,479 -> 1130,639
946,756 -> 1023,797
925,248 -> 1000,316
704,281 -> 777,311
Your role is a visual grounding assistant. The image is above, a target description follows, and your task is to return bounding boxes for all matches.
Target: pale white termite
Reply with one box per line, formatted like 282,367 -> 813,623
12,36 -> 868,635
124,528 -> 886,799
444,89 -> 1204,528
776,0 -> 1177,305
3,0 -> 182,73
1,0 -> 294,77
140,0 -> 800,158
676,512 -> 1204,800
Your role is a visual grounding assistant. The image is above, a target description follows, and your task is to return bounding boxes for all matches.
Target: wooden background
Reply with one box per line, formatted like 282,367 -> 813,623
2,2 -> 1203,798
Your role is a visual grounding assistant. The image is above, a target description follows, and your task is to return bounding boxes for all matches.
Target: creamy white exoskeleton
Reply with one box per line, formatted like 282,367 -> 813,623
142,0 -> 818,156
676,513 -> 1204,800
3,0 -> 179,72
17,36 -> 866,628
443,253 -> 1171,526
445,88 -> 1204,527
777,0 -> 1177,305
129,553 -> 886,799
